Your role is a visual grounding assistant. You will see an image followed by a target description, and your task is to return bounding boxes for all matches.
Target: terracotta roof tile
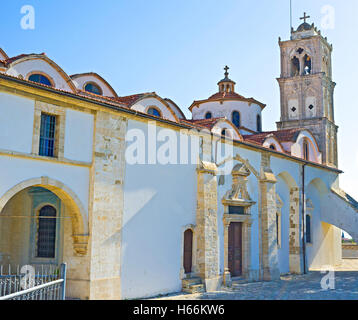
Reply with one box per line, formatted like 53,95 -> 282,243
183,117 -> 227,129
3,53 -> 46,66
208,91 -> 246,100
243,128 -> 304,144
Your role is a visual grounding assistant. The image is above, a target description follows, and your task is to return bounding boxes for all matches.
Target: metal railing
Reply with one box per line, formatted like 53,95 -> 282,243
0,263 -> 66,300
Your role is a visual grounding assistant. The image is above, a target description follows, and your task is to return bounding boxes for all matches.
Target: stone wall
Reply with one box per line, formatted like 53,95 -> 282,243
195,162 -> 221,291
88,111 -> 127,300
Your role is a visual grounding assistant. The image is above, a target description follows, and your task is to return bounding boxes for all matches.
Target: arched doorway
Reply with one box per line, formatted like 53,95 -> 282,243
183,229 -> 193,274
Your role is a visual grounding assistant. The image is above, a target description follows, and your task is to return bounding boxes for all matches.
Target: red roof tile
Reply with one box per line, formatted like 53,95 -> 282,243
208,91 -> 246,100
243,128 -> 304,144
3,53 -> 46,66
183,117 -> 227,129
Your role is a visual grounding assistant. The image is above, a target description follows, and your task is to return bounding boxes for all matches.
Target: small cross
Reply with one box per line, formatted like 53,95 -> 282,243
300,12 -> 310,23
224,65 -> 229,77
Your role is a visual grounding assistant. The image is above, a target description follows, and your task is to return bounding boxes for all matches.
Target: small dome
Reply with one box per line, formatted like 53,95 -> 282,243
296,22 -> 313,32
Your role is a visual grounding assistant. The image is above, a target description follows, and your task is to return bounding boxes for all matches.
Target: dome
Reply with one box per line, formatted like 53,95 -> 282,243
296,22 -> 313,32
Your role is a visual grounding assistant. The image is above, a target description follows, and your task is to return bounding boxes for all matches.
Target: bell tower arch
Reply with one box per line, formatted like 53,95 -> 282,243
276,13 -> 338,167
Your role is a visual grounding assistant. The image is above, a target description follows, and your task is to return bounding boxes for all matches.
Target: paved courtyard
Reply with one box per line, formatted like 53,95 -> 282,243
154,259 -> 358,300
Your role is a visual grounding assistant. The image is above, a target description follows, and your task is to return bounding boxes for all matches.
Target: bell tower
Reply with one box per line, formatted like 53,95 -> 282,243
276,13 -> 338,167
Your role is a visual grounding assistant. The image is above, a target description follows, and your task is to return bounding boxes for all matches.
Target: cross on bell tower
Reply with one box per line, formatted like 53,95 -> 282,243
300,12 -> 310,23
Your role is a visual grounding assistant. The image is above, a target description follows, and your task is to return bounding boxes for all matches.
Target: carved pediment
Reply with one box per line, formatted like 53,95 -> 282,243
223,163 -> 255,207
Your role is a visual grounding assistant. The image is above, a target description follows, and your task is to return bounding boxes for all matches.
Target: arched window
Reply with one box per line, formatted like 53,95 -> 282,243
183,229 -> 193,274
269,144 -> 276,150
232,111 -> 240,128
306,215 -> 312,243
28,74 -> 53,87
84,82 -> 102,95
221,129 -> 227,137
304,54 -> 312,75
37,205 -> 57,258
257,115 -> 262,132
291,57 -> 300,76
205,112 -> 212,119
303,139 -> 309,160
147,107 -> 161,118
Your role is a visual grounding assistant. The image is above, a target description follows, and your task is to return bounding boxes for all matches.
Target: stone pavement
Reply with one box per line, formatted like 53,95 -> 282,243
153,259 -> 358,300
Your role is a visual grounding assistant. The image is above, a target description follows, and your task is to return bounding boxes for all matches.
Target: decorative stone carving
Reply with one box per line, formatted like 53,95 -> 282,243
222,163 -> 256,208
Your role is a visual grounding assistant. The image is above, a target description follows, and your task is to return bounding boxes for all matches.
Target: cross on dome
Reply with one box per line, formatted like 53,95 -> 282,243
300,12 -> 310,24
224,65 -> 230,78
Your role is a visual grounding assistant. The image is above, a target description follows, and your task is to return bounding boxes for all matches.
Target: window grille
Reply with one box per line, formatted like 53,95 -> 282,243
39,114 -> 56,157
37,205 -> 57,258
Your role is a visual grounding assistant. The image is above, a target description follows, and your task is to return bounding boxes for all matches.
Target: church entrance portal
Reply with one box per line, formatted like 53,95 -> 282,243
228,222 -> 243,277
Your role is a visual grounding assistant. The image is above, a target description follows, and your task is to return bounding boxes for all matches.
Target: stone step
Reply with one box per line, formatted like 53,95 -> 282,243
231,278 -> 250,287
183,284 -> 205,294
182,277 -> 202,288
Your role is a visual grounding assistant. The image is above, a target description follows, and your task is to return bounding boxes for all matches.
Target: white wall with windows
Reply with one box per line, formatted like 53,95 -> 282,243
191,100 -> 262,133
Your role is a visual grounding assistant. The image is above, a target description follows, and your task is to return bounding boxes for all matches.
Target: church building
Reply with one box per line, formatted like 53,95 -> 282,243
0,15 -> 357,299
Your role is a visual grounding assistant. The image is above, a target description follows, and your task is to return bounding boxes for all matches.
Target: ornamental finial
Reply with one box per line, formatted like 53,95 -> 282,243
224,65 -> 229,78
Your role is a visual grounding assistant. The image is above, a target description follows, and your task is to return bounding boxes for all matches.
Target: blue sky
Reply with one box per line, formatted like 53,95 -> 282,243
1,0 -> 357,202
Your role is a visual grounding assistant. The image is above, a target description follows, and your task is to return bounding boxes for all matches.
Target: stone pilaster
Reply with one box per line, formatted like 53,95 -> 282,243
289,187 -> 302,274
195,161 -> 221,292
88,111 -> 127,300
259,153 -> 280,280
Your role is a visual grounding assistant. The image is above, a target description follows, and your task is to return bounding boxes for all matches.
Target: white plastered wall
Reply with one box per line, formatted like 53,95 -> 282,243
131,97 -> 178,122
191,100 -> 262,133
71,74 -> 116,97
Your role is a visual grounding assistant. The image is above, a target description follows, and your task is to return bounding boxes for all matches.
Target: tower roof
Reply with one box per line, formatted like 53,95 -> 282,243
296,22 -> 313,32
217,65 -> 236,85
290,12 -> 320,40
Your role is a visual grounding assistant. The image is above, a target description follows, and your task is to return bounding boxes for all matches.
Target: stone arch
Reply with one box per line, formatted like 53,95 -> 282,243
305,178 -> 344,269
288,46 -> 313,76
306,177 -> 329,196
277,171 -> 298,189
277,171 -> 301,274
0,177 -> 89,255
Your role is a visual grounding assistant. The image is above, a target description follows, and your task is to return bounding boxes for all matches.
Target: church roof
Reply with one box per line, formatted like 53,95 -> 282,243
208,91 -> 246,100
184,117 -> 227,129
2,53 -> 47,66
111,93 -> 148,106
189,92 -> 266,111
243,128 -> 304,145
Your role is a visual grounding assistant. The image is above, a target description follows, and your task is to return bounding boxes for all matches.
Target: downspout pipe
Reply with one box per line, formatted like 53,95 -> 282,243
302,163 -> 307,274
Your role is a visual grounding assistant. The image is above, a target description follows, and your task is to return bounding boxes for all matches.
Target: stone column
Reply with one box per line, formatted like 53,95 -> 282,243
242,220 -> 253,279
196,161 -> 221,292
88,111 -> 127,300
222,220 -> 232,287
259,153 -> 280,281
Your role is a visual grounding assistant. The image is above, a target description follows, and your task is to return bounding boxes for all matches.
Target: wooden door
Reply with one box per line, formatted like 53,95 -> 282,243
228,222 -> 243,277
183,229 -> 193,274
